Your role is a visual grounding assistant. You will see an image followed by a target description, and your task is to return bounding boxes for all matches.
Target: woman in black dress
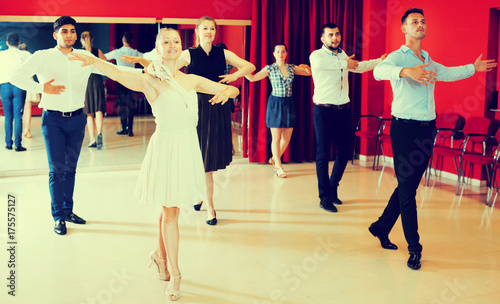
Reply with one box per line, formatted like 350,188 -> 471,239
177,16 -> 255,225
81,31 -> 107,149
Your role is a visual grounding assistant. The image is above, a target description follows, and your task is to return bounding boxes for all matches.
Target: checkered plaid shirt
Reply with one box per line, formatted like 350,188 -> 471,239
266,63 -> 295,97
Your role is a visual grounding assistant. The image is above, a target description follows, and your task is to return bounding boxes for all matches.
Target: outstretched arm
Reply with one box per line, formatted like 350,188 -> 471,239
294,64 -> 311,76
191,74 -> 239,105
310,52 -> 358,71
219,49 -> 256,83
121,55 -> 152,68
474,54 -> 497,72
431,54 -> 496,83
351,53 -> 386,73
177,50 -> 190,69
245,67 -> 269,82
69,52 -> 146,93
98,49 -> 107,61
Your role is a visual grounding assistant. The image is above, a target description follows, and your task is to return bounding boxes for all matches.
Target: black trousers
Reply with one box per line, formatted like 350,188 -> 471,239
116,82 -> 136,131
312,104 -> 352,201
373,117 -> 436,253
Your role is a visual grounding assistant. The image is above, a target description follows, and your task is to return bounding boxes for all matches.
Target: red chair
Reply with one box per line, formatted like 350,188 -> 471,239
104,79 -> 118,116
425,113 -> 465,186
352,114 -> 383,170
488,139 -> 500,207
457,123 -> 498,196
428,117 -> 490,194
373,107 -> 392,170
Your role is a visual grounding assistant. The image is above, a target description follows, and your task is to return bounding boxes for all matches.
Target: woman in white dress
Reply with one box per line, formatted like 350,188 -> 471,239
70,28 -> 239,301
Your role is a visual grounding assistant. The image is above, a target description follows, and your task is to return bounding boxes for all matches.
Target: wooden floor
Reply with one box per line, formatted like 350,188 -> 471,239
0,116 -> 499,304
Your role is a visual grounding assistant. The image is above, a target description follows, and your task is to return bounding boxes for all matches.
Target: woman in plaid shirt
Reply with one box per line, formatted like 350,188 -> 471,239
246,43 -> 311,178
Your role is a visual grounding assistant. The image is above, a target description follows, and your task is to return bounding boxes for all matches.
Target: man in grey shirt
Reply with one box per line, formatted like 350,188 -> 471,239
104,32 -> 142,136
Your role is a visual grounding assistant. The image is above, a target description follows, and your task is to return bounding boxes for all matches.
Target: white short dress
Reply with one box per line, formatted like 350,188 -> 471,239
135,83 -> 206,207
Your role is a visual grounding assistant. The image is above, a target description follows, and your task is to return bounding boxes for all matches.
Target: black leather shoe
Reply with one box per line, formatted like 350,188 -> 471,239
206,211 -> 217,226
320,199 -> 338,212
116,129 -> 128,135
194,202 -> 203,211
5,145 -> 12,150
407,252 -> 422,270
331,197 -> 343,205
128,130 -> 134,137
15,146 -> 27,152
54,220 -> 67,235
97,134 -> 103,150
369,224 -> 398,250
331,187 -> 342,205
66,213 -> 86,224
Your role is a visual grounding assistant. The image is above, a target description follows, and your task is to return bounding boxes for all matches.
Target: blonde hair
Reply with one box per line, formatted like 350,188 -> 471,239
155,28 -> 181,47
195,16 -> 217,46
81,31 -> 92,52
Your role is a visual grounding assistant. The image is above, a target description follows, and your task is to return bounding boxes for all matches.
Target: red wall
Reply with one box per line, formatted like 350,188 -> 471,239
383,0 -> 499,120
360,0 -> 390,156
1,0 -> 251,20
363,0 -> 500,179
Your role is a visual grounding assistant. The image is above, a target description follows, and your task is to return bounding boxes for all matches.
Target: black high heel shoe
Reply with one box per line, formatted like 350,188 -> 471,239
193,202 -> 203,211
206,211 -> 217,226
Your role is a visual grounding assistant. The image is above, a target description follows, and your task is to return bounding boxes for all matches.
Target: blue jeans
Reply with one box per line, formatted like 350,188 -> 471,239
1,83 -> 26,148
313,105 -> 352,201
41,110 -> 86,221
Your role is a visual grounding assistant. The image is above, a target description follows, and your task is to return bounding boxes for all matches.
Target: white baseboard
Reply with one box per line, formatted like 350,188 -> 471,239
354,154 -> 486,188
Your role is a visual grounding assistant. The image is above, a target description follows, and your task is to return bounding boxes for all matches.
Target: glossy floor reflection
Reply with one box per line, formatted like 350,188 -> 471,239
0,116 -> 499,304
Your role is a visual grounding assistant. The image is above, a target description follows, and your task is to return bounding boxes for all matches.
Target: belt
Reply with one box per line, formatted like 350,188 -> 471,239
46,109 -> 83,117
314,102 -> 351,110
393,116 -> 436,127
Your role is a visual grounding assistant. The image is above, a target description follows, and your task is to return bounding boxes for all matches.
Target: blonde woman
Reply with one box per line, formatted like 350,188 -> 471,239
178,16 -> 255,225
70,28 -> 239,301
122,17 -> 255,225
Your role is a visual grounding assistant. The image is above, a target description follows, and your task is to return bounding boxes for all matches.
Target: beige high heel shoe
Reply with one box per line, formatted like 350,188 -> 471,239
275,167 -> 287,178
148,250 -> 170,281
23,129 -> 32,138
166,274 -> 181,301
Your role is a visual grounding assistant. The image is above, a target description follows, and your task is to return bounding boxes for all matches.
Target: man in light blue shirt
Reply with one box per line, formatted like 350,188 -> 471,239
104,32 -> 143,136
368,8 -> 497,270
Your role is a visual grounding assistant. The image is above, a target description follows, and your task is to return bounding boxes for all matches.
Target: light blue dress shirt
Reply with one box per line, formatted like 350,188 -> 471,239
104,46 -> 143,68
373,45 -> 475,121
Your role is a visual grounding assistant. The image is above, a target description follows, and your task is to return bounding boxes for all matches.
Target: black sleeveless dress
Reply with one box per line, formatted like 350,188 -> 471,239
188,45 -> 232,172
83,47 -> 106,114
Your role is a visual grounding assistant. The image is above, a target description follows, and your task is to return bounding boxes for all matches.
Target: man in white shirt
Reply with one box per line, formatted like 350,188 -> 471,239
310,22 -> 385,213
0,32 -> 31,151
10,16 -> 140,235
104,32 -> 142,136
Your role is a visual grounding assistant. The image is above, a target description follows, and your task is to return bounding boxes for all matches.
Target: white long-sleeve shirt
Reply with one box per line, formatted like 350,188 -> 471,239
310,45 -> 381,105
10,46 -> 140,112
0,48 -> 31,85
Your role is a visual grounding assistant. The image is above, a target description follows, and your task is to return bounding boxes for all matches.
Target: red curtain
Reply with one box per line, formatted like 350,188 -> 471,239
244,0 -> 364,163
